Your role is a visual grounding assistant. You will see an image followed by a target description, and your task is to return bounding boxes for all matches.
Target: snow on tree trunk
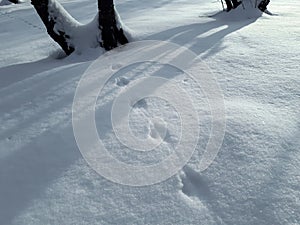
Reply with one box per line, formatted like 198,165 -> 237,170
31,0 -> 79,55
32,0 -> 128,55
98,0 -> 128,50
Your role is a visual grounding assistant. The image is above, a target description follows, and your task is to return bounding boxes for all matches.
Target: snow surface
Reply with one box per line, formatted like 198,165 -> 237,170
0,0 -> 299,224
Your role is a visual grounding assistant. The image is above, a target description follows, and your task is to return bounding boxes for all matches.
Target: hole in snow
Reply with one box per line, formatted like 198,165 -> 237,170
116,76 -> 130,86
180,166 -> 211,201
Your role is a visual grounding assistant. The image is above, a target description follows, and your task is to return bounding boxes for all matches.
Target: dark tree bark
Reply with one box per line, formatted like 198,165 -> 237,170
8,0 -> 19,4
31,0 -> 128,55
31,0 -> 74,55
98,0 -> 128,50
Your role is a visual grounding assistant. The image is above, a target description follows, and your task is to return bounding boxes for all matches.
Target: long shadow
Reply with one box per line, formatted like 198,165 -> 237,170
0,8 -> 263,224
0,127 -> 81,225
0,56 -> 92,225
147,9 -> 262,58
0,58 -> 62,89
0,52 -> 98,89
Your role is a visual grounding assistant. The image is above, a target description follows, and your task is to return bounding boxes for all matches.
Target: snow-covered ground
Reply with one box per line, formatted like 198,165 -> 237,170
0,0 -> 299,224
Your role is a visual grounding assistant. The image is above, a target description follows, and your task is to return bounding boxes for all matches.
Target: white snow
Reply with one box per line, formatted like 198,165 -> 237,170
0,0 -> 299,224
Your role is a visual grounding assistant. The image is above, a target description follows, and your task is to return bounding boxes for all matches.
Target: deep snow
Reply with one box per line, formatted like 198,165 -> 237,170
0,0 -> 299,224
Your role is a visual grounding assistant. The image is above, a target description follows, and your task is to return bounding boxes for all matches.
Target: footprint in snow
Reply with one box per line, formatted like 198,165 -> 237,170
149,118 -> 168,140
133,98 -> 147,109
116,76 -> 130,86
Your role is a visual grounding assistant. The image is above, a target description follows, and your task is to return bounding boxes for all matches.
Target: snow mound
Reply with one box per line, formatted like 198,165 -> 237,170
0,0 -> 299,224
211,6 -> 263,22
0,0 -> 13,6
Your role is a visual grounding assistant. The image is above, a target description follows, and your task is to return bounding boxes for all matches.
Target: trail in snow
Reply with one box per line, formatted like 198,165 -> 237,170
0,0 -> 299,224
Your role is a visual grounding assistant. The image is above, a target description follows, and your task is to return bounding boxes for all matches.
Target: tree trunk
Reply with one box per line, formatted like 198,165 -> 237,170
8,0 -> 19,4
32,0 -> 128,55
98,0 -> 128,50
31,0 -> 75,55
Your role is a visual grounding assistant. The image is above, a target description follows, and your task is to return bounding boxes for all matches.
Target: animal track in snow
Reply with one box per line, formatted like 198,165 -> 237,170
180,166 -> 211,201
116,76 -> 130,86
